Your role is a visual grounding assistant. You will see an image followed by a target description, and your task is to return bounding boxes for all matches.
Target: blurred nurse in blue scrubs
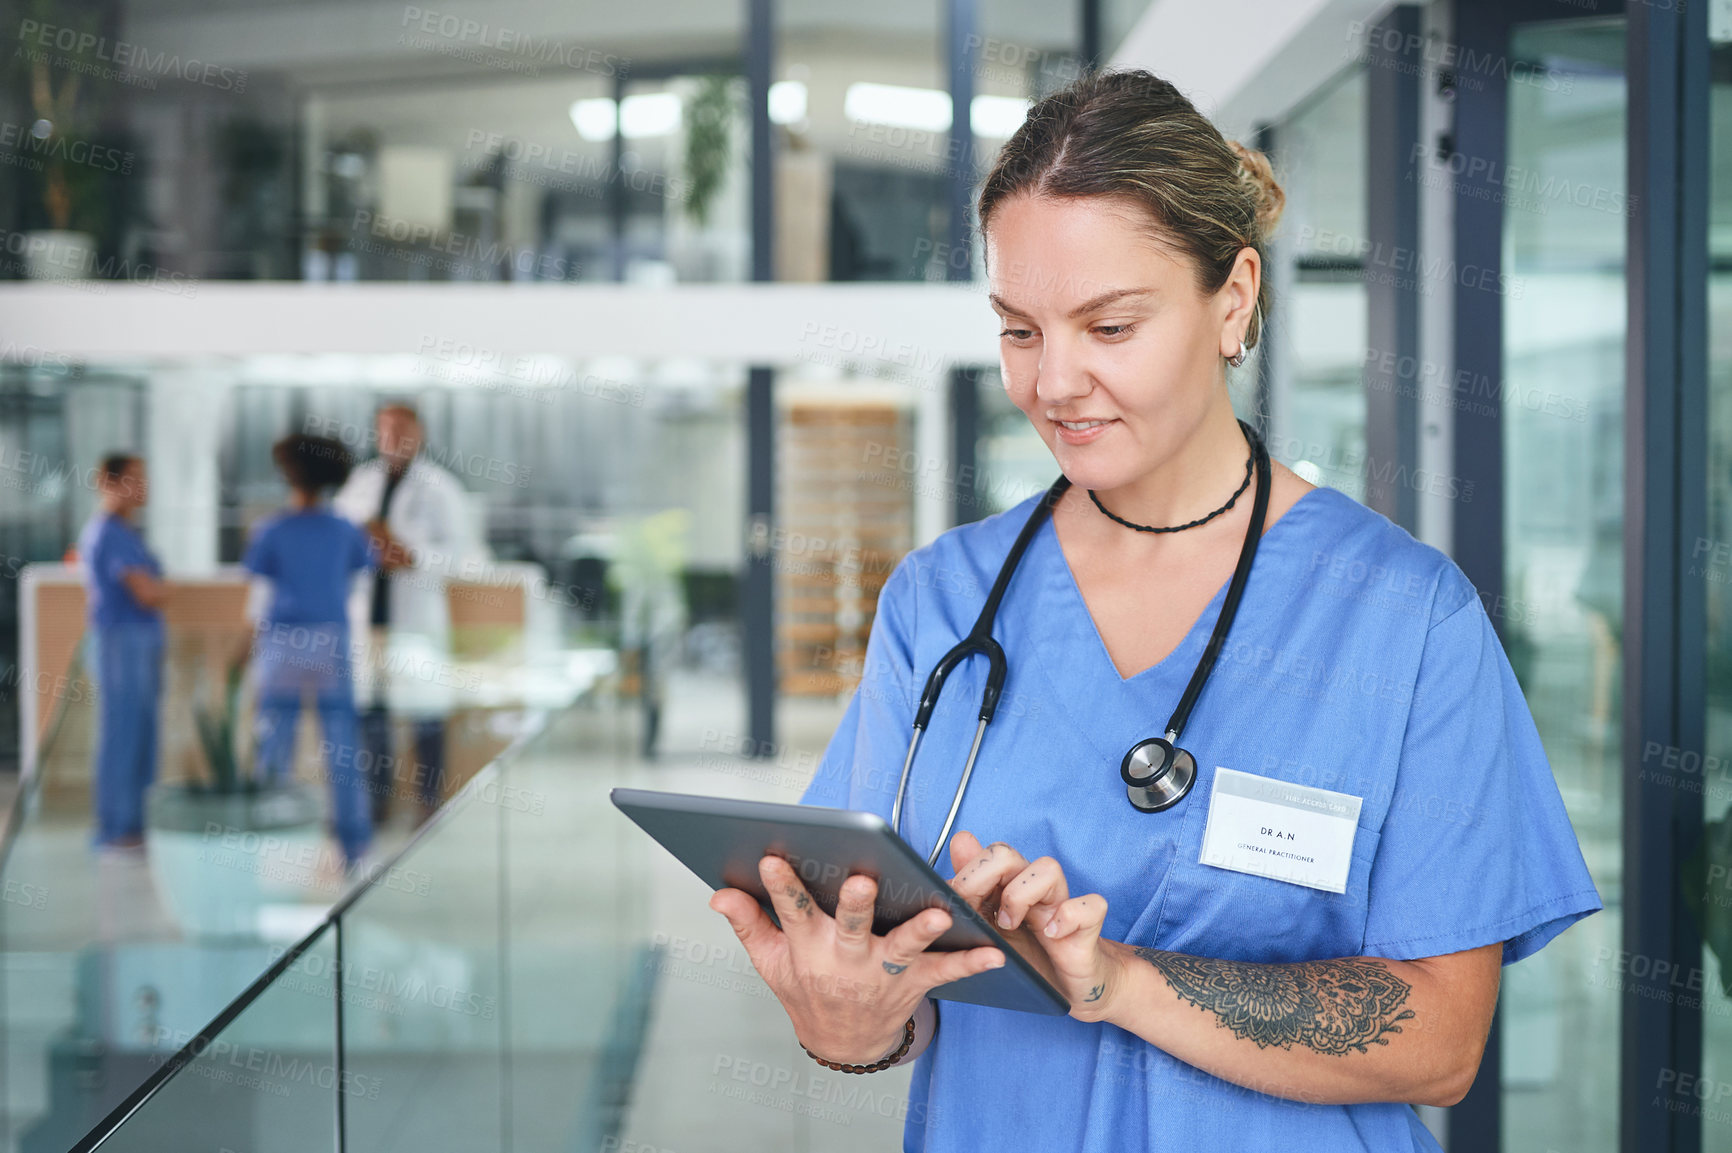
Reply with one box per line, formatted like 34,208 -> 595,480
243,434 -> 378,870
78,453 -> 167,853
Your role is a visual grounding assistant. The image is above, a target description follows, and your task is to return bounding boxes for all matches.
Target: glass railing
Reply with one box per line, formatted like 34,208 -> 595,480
61,696 -> 660,1153
0,566 -> 616,1153
49,671 -> 933,1151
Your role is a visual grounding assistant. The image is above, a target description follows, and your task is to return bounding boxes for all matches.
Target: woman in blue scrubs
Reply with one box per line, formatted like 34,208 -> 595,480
710,69 -> 1601,1151
78,454 -> 167,852
243,434 -> 377,869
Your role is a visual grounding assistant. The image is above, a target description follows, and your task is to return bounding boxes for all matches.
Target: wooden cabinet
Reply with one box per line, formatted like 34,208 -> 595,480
776,402 -> 913,696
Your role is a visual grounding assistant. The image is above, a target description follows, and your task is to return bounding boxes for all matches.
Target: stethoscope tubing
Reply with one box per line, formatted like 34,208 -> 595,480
892,421 -> 1272,865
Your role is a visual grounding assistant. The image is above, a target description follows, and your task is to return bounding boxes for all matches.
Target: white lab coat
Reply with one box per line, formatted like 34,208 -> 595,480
333,456 -> 486,715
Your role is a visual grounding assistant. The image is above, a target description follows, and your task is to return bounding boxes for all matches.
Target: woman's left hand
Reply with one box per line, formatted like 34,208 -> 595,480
946,830 -> 1131,1024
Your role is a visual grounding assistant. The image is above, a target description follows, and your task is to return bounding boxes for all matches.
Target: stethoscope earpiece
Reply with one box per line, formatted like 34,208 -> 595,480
1121,737 -> 1197,813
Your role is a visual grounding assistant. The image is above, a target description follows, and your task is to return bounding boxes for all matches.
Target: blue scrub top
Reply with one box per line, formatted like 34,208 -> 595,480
802,484 -> 1602,1153
242,507 -> 375,625
78,512 -> 163,629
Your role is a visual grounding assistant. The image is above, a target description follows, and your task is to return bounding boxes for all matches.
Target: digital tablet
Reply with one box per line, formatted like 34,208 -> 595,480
610,787 -> 1071,1016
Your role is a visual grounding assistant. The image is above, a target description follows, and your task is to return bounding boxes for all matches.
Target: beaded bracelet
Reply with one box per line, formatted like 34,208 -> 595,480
801,1016 -> 917,1074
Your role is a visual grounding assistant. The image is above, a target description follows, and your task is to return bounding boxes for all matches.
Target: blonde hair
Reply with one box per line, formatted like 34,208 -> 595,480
978,69 -> 1286,351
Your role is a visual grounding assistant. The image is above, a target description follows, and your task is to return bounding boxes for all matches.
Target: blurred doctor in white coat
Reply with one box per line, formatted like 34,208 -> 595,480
334,403 -> 485,825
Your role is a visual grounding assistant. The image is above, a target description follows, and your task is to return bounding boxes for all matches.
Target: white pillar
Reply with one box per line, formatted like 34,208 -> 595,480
914,366 -> 950,547
145,363 -> 225,574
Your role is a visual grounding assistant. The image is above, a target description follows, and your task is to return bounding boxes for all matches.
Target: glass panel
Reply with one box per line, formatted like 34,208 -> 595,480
1268,66 -> 1369,502
0,612 -> 360,1152
339,750 -> 509,1153
0,361 -> 616,1145
1498,19 -> 1626,1153
1698,23 -> 1732,1153
776,2 -> 947,282
503,705 -> 648,1150
4,1 -> 745,283
91,926 -> 338,1153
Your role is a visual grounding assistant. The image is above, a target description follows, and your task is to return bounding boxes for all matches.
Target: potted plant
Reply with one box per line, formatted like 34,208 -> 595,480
145,654 -> 326,939
13,0 -> 114,279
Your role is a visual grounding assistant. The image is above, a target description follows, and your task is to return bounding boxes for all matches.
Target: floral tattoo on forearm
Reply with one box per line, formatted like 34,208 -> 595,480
1133,949 -> 1416,1056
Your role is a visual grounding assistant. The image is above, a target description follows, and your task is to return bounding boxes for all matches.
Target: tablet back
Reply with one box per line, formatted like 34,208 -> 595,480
611,787 -> 1069,1016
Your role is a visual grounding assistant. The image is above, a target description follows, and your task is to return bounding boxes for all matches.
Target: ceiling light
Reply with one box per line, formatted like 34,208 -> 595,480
569,92 -> 683,142
570,98 -> 617,141
971,94 -> 1031,137
844,82 -> 951,131
842,83 -> 1033,137
769,80 -> 807,125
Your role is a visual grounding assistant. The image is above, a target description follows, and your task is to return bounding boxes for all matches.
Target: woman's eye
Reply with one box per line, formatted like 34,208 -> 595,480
999,328 -> 1036,344
1094,324 -> 1135,339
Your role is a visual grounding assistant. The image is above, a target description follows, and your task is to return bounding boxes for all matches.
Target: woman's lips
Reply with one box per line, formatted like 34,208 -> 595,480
1052,418 -> 1117,445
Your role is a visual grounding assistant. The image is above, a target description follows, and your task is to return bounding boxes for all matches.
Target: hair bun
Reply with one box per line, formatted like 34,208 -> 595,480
1230,140 -> 1286,239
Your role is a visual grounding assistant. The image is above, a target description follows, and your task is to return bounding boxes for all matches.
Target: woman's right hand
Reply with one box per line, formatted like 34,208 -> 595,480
710,854 -> 1006,1064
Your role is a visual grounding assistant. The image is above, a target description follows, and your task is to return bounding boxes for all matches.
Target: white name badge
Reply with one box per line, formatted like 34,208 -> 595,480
1198,767 -> 1363,893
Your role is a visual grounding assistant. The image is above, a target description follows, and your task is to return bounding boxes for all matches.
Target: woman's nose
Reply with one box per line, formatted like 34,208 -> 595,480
1035,337 -> 1091,407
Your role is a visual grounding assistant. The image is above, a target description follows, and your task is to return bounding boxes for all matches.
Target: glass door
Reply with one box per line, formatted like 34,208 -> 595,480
1698,24 -> 1732,1153
1497,17 -> 1627,1153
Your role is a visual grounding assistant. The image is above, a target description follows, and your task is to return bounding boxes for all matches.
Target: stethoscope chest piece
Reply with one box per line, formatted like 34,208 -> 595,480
1120,736 -> 1197,813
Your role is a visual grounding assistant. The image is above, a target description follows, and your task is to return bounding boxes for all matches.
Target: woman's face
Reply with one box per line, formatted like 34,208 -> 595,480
985,193 -> 1255,492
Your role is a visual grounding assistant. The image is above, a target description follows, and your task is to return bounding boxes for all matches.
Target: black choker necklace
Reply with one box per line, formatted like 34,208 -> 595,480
1088,452 -> 1255,534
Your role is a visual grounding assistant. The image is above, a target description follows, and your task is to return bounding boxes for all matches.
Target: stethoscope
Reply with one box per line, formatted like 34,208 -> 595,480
891,419 -> 1273,866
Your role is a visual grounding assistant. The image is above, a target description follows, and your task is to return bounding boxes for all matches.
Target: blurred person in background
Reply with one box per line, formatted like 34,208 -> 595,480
613,509 -> 691,759
244,434 -> 377,870
334,403 -> 481,827
78,453 -> 166,854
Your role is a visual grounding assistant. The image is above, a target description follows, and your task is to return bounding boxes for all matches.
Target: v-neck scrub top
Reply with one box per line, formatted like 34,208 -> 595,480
801,485 -> 1602,1153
